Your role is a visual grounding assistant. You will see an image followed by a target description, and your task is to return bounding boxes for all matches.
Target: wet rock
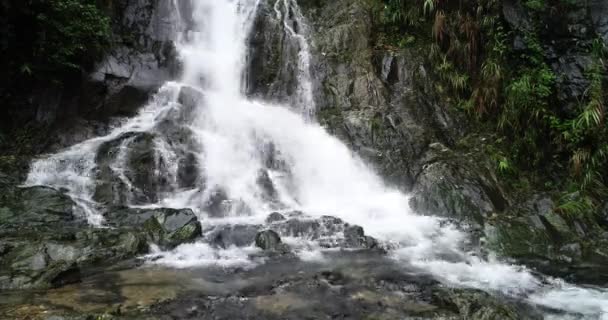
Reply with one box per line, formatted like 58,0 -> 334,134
432,288 -> 521,319
410,144 -> 507,231
273,215 -> 379,249
255,230 -> 287,252
0,227 -> 148,290
207,225 -> 260,249
0,186 -> 83,234
85,0 -> 182,119
266,212 -> 286,223
94,132 -> 179,206
257,169 -> 279,202
246,0 -> 306,105
501,0 -> 604,113
485,195 -> 608,283
0,183 -> 202,290
256,0 -> 463,190
278,218 -> 322,238
135,250 -> 538,320
203,189 -> 253,218
344,225 -> 378,249
177,153 -> 200,189
103,207 -> 202,249
177,86 -> 205,121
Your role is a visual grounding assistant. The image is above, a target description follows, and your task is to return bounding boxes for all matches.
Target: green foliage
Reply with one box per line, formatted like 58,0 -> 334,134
524,0 -> 545,11
373,0 -> 608,216
0,0 -> 111,84
555,192 -> 596,219
35,0 -> 111,72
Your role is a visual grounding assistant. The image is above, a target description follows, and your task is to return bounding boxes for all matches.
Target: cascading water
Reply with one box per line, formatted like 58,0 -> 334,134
24,0 -> 608,318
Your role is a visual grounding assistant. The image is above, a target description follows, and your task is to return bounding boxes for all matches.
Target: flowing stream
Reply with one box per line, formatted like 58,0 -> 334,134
24,0 -> 608,318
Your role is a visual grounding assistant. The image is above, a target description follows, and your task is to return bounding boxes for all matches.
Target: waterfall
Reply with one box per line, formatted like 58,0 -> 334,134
24,0 -> 608,318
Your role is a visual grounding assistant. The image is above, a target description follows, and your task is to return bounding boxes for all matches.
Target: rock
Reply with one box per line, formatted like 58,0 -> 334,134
485,195 -> 608,283
0,183 -> 200,290
257,169 -> 279,202
177,86 -> 205,121
84,0 -> 182,119
134,250 -> 537,320
344,225 -> 378,249
247,0 -> 463,190
0,186 -> 84,234
0,227 -> 149,290
501,0 -> 603,113
246,0 -> 308,106
271,215 -> 379,249
279,218 -> 322,237
202,189 -> 253,218
255,230 -> 286,252
103,207 -> 202,249
266,212 -> 286,223
94,131 -> 182,206
207,224 -> 260,249
432,288 -> 521,319
409,145 -> 507,230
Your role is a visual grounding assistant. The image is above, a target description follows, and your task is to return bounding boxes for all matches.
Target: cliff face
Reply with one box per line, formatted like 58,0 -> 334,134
503,0 -> 608,113
248,0 -> 608,283
0,0 -> 185,180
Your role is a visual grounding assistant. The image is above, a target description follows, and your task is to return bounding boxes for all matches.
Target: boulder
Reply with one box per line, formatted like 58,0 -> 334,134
0,227 -> 148,290
0,184 -> 201,290
485,196 -> 608,283
0,186 -> 84,234
409,144 -> 507,231
255,230 -> 288,252
266,212 -> 286,223
206,224 -> 260,249
273,215 -> 379,249
344,225 -> 378,249
103,207 -> 202,249
94,132 -> 180,206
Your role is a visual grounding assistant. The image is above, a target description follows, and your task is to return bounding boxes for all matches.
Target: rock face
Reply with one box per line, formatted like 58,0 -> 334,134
502,0 -> 608,114
409,143 -> 508,231
0,185 -> 201,290
83,0 -> 183,119
249,0 -> 464,190
12,0 -> 185,155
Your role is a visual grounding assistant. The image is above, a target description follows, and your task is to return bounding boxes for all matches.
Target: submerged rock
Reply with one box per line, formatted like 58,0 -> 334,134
207,224 -> 260,249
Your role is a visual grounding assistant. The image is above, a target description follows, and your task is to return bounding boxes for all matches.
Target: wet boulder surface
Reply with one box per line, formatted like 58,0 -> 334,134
0,185 -> 202,291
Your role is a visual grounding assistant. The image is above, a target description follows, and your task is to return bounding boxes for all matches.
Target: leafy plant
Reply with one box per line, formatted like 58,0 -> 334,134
1,0 -> 111,83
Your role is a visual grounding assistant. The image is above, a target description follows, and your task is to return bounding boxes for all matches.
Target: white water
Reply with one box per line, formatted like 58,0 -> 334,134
25,0 -> 608,318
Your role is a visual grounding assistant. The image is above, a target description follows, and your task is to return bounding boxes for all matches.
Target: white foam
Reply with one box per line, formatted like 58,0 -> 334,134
146,243 -> 263,269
